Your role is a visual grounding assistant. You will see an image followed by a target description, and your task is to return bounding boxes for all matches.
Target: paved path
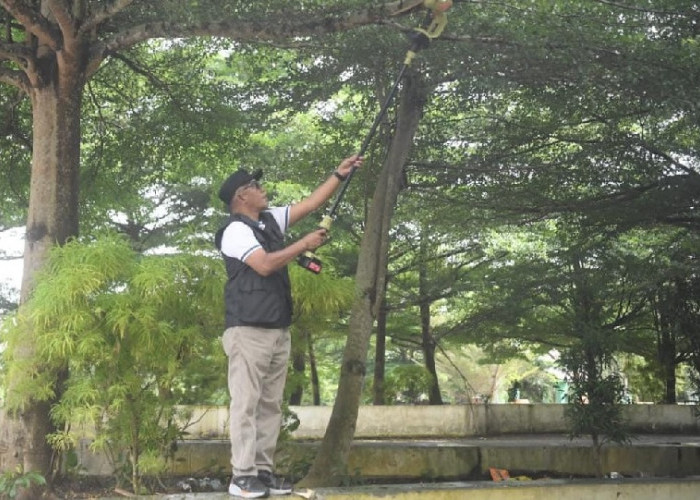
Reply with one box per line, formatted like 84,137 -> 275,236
97,477 -> 700,500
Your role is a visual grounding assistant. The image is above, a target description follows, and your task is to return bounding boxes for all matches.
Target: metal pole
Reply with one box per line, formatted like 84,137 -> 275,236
297,1 -> 452,273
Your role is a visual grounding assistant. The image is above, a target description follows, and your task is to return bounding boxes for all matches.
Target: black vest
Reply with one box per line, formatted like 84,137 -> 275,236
215,212 -> 293,328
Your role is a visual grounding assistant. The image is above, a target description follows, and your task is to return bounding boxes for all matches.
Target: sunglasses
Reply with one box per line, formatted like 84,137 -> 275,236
234,179 -> 263,198
242,179 -> 262,191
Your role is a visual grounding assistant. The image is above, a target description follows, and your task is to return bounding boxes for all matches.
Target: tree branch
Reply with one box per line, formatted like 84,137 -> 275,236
434,341 -> 479,399
661,216 -> 700,230
638,139 -> 699,177
98,0 -> 420,54
0,65 -> 30,92
0,0 -> 60,50
0,253 -> 23,260
82,1 -> 426,78
79,0 -> 134,35
46,0 -> 75,37
108,51 -> 168,90
0,40 -> 33,65
593,0 -> 676,15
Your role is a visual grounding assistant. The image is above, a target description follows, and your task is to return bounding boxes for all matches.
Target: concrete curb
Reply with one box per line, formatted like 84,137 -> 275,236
164,434 -> 700,480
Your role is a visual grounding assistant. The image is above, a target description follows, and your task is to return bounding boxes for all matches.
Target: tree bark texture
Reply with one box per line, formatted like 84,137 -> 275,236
300,70 -> 429,487
0,7 -> 86,485
372,292 -> 387,405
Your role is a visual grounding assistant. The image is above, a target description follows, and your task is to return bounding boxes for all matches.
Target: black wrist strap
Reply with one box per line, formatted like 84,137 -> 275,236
333,171 -> 347,181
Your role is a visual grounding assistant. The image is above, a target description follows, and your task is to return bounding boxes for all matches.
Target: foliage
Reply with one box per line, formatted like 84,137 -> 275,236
0,92 -> 31,229
0,467 -> 45,500
382,364 -> 435,405
3,0 -> 700,487
76,39 -> 255,251
0,284 -> 17,318
560,312 -> 632,476
563,365 -> 631,478
619,355 -> 665,403
0,235 -> 225,493
563,349 -> 631,442
286,260 -> 355,405
397,0 -> 700,412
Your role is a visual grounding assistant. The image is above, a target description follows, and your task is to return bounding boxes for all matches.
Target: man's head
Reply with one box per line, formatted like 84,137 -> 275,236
218,168 -> 263,204
218,168 -> 266,213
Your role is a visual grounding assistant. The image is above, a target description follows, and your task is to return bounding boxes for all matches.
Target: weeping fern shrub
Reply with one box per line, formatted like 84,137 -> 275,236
1,234 -> 225,494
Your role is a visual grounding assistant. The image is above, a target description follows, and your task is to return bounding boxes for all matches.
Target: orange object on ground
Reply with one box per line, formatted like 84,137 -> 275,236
489,468 -> 511,481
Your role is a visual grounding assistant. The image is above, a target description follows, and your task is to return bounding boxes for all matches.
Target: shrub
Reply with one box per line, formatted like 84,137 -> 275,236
1,235 -> 225,493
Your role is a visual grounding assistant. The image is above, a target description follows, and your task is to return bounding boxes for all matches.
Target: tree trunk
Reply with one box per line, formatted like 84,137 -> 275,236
419,235 -> 442,405
289,331 -> 306,405
299,71 -> 428,488
658,327 -> 677,404
372,293 -> 387,405
0,41 -> 84,493
308,333 -> 321,406
654,288 -> 678,404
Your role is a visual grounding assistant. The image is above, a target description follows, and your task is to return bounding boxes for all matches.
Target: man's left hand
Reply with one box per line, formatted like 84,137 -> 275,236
336,154 -> 363,179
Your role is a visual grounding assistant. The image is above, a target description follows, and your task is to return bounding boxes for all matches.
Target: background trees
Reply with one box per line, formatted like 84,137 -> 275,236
2,0 -> 700,494
0,1 -> 414,488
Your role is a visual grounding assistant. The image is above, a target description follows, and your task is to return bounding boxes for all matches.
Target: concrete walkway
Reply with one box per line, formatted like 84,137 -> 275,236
97,477 -> 700,500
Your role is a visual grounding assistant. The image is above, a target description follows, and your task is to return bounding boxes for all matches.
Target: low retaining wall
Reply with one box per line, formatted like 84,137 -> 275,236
4,404 -> 698,478
184,404 -> 700,440
83,435 -> 700,479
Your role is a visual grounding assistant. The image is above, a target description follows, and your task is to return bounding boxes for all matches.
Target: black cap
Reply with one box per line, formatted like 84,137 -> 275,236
218,168 -> 262,205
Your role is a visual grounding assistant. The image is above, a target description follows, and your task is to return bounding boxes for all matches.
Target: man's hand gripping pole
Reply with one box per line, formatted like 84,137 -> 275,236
296,214 -> 333,274
297,0 -> 452,274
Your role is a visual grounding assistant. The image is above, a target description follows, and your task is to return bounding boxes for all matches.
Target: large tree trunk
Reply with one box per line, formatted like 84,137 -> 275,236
0,37 -> 84,494
372,292 -> 387,405
299,71 -> 428,488
419,234 -> 442,405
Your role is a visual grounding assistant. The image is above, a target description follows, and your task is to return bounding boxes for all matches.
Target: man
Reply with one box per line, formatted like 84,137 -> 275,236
215,154 -> 362,499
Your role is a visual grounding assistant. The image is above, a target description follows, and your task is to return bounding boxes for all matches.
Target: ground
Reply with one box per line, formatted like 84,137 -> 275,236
48,472 -> 576,498
51,475 -> 229,498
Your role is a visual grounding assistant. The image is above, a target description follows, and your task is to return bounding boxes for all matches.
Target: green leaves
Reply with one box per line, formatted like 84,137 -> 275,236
0,234 -> 226,490
0,466 -> 46,500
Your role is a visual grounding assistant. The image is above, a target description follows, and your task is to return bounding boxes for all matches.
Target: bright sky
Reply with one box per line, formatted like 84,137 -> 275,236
0,226 -> 24,303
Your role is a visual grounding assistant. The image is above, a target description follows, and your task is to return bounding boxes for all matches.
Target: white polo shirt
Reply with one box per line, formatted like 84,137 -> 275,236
220,206 -> 290,262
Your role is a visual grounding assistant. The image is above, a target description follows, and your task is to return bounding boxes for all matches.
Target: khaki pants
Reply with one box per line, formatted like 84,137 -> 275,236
222,326 -> 291,476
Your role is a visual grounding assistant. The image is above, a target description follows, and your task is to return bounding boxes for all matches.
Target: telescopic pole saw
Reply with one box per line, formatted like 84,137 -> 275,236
298,0 -> 453,274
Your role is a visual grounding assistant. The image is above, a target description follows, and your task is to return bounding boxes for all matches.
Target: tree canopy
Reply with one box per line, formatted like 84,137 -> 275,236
2,0 -> 700,494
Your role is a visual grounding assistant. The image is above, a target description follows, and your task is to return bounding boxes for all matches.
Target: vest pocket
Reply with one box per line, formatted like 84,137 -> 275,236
234,277 -> 286,326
